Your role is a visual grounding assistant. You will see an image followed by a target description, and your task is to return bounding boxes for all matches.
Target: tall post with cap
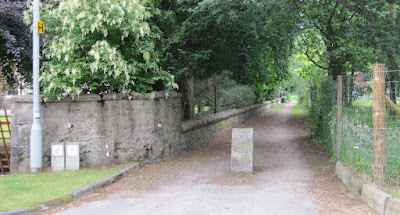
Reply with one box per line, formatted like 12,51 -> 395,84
30,0 -> 42,173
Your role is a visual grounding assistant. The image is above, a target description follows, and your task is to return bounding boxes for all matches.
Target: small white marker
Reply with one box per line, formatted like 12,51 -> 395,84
34,112 -> 40,119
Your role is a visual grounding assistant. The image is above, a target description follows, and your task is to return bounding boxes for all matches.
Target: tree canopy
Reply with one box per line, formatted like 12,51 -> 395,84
295,0 -> 399,79
1,0 -> 399,116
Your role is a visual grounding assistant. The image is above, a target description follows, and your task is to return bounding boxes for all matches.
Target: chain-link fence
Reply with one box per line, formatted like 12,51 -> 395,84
335,65 -> 400,188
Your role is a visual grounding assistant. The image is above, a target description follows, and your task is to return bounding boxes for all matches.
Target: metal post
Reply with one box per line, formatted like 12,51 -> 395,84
214,84 -> 217,114
336,75 -> 343,160
30,0 -> 42,173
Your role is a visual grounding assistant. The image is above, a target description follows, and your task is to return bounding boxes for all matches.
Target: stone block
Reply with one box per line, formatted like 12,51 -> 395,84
385,197 -> 400,215
51,143 -> 65,172
65,142 -> 80,170
336,161 -> 363,196
231,128 -> 254,173
361,184 -> 392,215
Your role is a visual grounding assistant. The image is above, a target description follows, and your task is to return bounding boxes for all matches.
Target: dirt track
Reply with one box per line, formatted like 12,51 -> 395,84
44,102 -> 376,215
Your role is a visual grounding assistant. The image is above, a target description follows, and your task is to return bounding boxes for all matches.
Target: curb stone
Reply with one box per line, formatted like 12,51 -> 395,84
71,163 -> 140,199
335,161 -> 364,196
0,163 -> 140,215
385,197 -> 400,215
361,184 -> 392,215
0,209 -> 30,215
336,161 -> 400,215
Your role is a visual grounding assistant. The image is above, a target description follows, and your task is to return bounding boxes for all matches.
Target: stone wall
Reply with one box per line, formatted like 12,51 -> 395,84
180,100 -> 280,149
1,93 -> 279,173
4,92 -> 182,172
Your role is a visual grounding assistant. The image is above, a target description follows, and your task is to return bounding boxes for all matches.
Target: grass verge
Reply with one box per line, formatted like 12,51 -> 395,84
292,104 -> 308,117
271,103 -> 285,111
0,162 -> 134,212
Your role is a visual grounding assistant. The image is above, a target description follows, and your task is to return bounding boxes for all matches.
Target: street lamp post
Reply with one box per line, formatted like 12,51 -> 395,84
30,0 -> 42,173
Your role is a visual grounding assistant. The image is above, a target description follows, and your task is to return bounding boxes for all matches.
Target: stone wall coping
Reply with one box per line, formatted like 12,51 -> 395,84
7,91 -> 182,103
181,99 -> 279,133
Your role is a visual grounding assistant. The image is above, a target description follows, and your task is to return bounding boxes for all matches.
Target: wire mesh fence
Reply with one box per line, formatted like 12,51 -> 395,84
335,66 -> 400,189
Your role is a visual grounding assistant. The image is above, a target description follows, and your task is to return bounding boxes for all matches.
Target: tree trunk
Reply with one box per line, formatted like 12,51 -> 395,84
182,74 -> 195,120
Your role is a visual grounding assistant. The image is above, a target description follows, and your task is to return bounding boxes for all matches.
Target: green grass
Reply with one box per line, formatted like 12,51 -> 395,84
292,104 -> 308,117
387,189 -> 400,199
341,96 -> 400,187
0,116 -> 11,146
271,103 -> 285,111
0,162 -> 134,212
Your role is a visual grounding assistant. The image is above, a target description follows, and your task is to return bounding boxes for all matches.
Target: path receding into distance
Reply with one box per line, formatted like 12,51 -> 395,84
45,102 -> 376,215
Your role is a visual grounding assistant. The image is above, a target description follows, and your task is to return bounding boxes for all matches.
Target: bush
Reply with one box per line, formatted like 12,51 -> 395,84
219,86 -> 257,110
194,71 -> 256,116
308,79 -> 336,143
27,0 -> 177,99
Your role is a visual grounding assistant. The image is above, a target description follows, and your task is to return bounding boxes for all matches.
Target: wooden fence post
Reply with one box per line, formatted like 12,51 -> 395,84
373,64 -> 387,187
337,75 -> 343,160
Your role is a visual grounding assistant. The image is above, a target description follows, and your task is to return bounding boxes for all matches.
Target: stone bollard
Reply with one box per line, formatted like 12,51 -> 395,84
66,142 -> 80,170
231,128 -> 254,173
51,142 -> 65,172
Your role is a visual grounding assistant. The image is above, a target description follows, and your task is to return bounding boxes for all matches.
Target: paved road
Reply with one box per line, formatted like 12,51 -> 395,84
47,103 -> 376,215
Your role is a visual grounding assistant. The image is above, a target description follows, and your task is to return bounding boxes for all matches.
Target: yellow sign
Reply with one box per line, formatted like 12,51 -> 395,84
38,21 -> 45,34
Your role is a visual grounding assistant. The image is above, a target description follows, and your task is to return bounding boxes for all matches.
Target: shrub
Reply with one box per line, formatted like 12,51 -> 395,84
308,79 -> 336,142
27,0 -> 177,99
219,86 -> 257,110
194,71 -> 256,116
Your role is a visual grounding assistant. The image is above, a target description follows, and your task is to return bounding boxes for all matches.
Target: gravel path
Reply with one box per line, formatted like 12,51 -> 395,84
45,102 -> 376,215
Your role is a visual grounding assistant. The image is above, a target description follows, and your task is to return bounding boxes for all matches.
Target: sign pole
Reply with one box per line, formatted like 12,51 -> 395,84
30,0 -> 42,173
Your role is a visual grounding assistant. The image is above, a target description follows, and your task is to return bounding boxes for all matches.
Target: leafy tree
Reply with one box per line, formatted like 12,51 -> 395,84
154,0 -> 298,119
296,0 -> 376,80
0,0 -> 32,89
338,0 -> 400,113
338,0 -> 399,70
28,0 -> 177,100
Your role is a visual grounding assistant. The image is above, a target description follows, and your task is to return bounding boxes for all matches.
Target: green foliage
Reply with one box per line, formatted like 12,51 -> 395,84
30,0 -> 177,99
285,47 -> 336,142
218,85 -> 257,111
155,0 -> 298,101
296,1 -> 380,79
338,0 -> 400,70
287,94 -> 299,103
308,79 -> 336,142
341,95 -> 400,186
0,1 -> 32,89
194,71 -> 256,116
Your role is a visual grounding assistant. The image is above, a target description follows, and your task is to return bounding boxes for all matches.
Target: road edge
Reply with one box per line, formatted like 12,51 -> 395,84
0,163 -> 140,215
336,161 -> 400,215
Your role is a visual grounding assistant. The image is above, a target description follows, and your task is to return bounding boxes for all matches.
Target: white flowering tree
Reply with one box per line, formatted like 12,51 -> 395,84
31,0 -> 177,99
